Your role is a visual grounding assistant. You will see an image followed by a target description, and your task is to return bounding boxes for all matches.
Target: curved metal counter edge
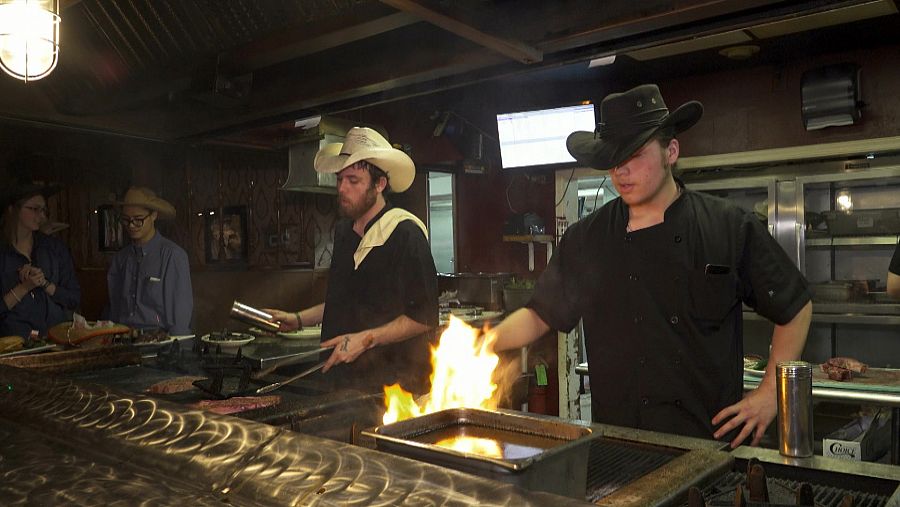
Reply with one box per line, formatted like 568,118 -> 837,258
0,364 -> 591,507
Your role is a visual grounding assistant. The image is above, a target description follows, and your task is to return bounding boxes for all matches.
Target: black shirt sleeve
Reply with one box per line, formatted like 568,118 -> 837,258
738,214 -> 810,325
891,241 -> 900,275
395,221 -> 439,327
527,223 -> 584,333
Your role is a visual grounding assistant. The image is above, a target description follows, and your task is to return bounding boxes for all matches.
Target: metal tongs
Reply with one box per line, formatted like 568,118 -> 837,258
192,346 -> 333,399
192,360 -> 327,399
254,361 -> 327,395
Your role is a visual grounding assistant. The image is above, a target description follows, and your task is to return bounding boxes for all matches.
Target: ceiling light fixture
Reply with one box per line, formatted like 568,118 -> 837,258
0,0 -> 60,82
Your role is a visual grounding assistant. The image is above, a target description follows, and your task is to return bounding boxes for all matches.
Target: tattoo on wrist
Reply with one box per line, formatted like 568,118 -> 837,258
340,336 -> 350,352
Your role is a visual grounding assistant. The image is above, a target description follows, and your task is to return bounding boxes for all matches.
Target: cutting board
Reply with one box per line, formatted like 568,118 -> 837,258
811,367 -> 900,393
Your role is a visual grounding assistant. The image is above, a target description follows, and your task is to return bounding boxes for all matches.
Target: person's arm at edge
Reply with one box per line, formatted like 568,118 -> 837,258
888,272 -> 900,299
488,307 -> 552,352
266,303 -> 325,332
320,313 -> 432,372
712,300 -> 813,448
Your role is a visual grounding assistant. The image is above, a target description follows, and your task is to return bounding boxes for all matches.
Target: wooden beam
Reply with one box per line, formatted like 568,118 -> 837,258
380,0 -> 543,64
225,9 -> 420,73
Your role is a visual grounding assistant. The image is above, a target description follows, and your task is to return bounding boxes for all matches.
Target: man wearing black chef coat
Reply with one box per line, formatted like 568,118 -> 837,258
490,84 -> 813,448
268,127 -> 438,395
888,241 -> 900,299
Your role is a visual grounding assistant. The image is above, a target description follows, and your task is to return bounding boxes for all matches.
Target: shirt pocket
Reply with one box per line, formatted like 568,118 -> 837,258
142,276 -> 164,313
687,268 -> 739,327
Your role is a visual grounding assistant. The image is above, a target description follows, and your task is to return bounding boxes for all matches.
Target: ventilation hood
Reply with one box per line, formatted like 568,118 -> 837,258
282,116 -> 355,194
282,116 -> 390,193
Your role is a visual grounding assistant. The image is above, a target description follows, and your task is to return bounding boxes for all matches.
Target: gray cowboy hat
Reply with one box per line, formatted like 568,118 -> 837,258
566,84 -> 703,171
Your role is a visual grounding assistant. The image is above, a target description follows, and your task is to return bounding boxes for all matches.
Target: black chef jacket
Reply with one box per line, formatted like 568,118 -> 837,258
529,182 -> 810,439
321,204 -> 438,395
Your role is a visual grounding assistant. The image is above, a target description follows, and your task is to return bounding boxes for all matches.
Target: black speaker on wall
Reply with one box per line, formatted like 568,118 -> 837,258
800,63 -> 863,131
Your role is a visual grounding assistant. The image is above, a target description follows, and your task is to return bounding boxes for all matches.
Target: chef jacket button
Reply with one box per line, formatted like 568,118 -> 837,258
641,397 -> 649,406
670,315 -> 679,324
674,235 -> 682,243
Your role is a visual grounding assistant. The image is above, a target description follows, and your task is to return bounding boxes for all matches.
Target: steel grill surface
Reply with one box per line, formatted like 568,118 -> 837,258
696,470 -> 892,507
586,437 -> 682,502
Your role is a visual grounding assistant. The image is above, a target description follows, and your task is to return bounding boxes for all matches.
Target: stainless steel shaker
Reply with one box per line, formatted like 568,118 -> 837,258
230,301 -> 280,332
776,360 -> 814,457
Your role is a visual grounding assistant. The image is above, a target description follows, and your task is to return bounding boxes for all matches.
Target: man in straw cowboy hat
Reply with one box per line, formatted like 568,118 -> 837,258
107,187 -> 193,336
489,84 -> 812,447
268,127 -> 438,394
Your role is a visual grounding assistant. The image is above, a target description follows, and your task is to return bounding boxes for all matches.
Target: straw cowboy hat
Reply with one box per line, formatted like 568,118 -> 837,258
117,186 -> 176,220
314,127 -> 415,193
566,84 -> 703,171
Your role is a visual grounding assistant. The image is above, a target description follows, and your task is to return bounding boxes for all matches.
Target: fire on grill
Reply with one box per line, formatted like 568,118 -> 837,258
366,316 -> 598,499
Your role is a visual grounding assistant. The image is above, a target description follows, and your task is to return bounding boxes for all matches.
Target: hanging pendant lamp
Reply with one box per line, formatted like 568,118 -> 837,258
0,0 -> 60,82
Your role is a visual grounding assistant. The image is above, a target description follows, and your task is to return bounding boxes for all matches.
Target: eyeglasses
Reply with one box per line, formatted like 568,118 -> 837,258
22,205 -> 48,215
119,214 -> 150,227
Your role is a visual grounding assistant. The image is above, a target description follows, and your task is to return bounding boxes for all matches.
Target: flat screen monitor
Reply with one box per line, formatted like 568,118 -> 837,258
496,103 -> 595,169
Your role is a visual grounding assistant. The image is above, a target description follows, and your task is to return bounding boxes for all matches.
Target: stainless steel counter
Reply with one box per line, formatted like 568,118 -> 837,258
0,364 -> 591,506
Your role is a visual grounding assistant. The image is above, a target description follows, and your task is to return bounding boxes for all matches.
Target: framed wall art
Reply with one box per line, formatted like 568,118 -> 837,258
204,205 -> 248,264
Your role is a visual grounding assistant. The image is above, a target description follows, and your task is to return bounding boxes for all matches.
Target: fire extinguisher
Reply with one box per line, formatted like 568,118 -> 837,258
528,362 -> 549,414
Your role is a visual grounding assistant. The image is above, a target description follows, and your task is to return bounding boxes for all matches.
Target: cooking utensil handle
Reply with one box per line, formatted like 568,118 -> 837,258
255,361 -> 326,394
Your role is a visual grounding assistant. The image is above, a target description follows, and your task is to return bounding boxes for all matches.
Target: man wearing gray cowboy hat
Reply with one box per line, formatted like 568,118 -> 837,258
490,84 -> 812,448
267,127 -> 438,395
107,186 -> 193,336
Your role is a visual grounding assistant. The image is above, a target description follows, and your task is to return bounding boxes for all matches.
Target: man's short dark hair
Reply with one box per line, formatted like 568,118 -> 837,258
360,160 -> 390,192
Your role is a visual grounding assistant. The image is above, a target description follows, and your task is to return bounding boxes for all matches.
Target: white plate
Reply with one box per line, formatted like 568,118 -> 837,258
201,333 -> 255,348
278,327 -> 321,340
743,355 -> 767,377
0,344 -> 57,358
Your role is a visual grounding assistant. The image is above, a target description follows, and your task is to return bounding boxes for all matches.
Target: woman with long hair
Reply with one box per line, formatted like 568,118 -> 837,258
0,184 -> 80,338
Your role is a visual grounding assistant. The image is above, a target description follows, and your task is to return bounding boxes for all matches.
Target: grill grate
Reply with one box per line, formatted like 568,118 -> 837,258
699,471 -> 892,507
586,438 -> 681,502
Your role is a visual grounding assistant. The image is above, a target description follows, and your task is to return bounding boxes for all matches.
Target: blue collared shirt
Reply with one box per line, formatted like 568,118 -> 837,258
0,233 -> 81,337
107,232 -> 193,335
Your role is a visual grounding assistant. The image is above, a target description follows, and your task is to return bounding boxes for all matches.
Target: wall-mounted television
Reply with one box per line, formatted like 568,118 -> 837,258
496,103 -> 595,169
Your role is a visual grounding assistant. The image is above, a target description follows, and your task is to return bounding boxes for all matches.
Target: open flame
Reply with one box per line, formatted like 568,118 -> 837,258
383,316 -> 499,425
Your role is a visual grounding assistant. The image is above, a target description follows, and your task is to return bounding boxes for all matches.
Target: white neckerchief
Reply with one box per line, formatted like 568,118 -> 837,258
354,208 -> 428,270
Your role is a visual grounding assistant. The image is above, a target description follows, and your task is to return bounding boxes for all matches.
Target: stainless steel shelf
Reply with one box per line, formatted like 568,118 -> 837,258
743,310 -> 900,326
806,235 -> 899,247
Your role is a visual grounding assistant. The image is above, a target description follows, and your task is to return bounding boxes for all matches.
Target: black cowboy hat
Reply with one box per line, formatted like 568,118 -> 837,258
566,84 -> 703,171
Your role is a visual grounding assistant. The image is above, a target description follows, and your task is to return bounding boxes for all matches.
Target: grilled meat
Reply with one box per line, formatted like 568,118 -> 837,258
821,363 -> 853,381
190,395 -> 281,415
146,376 -> 205,394
824,356 -> 868,374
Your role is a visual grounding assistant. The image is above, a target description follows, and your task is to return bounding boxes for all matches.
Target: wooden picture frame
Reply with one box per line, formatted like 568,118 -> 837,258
204,205 -> 248,264
98,204 -> 125,252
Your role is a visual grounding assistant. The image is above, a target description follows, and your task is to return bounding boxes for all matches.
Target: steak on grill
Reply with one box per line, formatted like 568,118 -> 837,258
821,364 -> 853,381
146,376 -> 205,394
190,395 -> 281,415
824,356 -> 868,374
